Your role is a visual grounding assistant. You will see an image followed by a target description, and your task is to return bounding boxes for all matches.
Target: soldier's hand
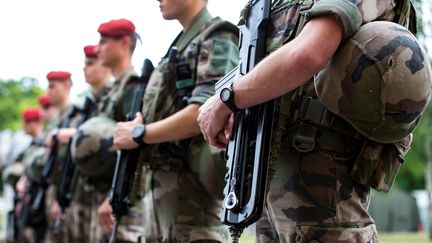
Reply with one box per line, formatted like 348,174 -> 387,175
198,95 -> 233,148
50,200 -> 61,221
56,128 -> 77,144
16,176 -> 28,197
113,112 -> 143,150
98,197 -> 114,232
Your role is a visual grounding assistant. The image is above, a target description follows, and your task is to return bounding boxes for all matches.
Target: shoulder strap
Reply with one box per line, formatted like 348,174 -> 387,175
194,17 -> 239,44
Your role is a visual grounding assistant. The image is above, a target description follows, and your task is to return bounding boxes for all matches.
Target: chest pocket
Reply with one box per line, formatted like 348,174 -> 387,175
267,0 -> 309,52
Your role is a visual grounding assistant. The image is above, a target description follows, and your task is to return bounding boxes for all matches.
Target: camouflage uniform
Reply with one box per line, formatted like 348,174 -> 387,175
72,69 -> 146,243
255,0 -> 431,242
45,106 -> 81,243
67,85 -> 111,243
2,136 -> 47,243
138,8 -> 239,242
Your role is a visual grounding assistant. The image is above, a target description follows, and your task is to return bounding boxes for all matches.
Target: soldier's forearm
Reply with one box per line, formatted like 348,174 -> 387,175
233,15 -> 343,109
144,104 -> 201,144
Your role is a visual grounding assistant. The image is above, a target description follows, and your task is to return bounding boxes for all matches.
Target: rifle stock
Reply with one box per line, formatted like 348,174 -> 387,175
109,58 -> 154,243
216,0 -> 273,241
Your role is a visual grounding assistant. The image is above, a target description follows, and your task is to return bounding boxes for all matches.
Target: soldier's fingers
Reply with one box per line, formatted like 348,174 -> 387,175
209,135 -> 226,149
135,112 -> 144,123
98,211 -> 109,228
218,132 -> 229,145
224,113 -> 235,140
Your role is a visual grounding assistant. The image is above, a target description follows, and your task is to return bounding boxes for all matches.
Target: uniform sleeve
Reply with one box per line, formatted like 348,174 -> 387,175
305,0 -> 395,41
187,31 -> 239,105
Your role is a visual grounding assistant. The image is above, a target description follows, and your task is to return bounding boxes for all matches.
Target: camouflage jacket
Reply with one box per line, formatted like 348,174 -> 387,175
2,136 -> 45,187
23,136 -> 47,184
98,68 -> 139,121
264,0 -> 418,131
264,0 -> 422,192
50,105 -> 81,185
141,7 -> 239,164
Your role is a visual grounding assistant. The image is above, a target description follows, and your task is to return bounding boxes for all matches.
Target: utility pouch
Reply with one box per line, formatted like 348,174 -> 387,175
350,134 -> 412,192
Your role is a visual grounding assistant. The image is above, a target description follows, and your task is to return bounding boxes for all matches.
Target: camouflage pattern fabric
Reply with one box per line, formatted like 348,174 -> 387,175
350,134 -> 412,192
80,69 -> 146,242
2,136 -> 45,188
71,116 -> 117,179
253,0 -> 428,242
139,7 -> 238,242
45,185 -> 65,243
90,191 -> 108,243
22,140 -> 47,184
45,106 -> 81,243
67,186 -> 92,242
50,106 -> 81,186
257,125 -> 378,242
66,88 -> 112,243
2,161 -> 24,187
97,68 -> 138,121
315,21 -> 432,143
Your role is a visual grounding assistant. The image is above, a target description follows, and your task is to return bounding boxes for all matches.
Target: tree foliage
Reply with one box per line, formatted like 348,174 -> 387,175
0,78 -> 43,130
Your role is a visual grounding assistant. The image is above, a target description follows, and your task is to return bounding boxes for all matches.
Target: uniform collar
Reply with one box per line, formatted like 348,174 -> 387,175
176,7 -> 213,52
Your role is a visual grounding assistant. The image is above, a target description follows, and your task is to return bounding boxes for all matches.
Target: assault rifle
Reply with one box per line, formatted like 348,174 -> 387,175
215,0 -> 273,242
31,105 -> 80,234
54,97 -> 94,231
109,58 -> 154,243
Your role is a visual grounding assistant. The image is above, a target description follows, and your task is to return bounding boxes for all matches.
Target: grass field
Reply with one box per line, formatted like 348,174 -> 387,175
234,233 -> 432,243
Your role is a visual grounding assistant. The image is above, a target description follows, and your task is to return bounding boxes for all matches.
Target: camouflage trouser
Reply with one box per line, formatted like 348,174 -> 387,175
67,189 -> 93,243
90,190 -> 108,243
45,185 -> 66,243
256,126 -> 378,243
115,197 -> 147,243
139,166 -> 228,243
90,189 -> 145,243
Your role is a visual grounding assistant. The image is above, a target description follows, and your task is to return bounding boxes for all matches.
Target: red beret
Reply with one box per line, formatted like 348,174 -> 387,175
22,108 -> 41,122
98,19 -> 135,38
46,71 -> 71,81
38,94 -> 51,108
84,45 -> 97,58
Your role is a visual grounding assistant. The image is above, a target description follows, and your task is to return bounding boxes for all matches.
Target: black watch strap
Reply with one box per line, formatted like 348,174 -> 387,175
220,84 -> 241,112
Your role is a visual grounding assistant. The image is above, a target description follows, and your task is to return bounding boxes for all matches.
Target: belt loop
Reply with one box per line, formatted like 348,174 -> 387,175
292,122 -> 317,153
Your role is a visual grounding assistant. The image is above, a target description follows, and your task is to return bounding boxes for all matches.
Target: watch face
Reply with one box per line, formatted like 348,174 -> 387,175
132,124 -> 145,138
220,88 -> 231,102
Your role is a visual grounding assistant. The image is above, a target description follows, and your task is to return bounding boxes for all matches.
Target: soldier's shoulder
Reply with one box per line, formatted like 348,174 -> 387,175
202,17 -> 239,41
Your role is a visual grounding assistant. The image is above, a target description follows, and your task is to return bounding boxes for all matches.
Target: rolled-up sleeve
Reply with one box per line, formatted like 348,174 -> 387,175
305,0 -> 362,41
188,32 -> 239,105
305,0 -> 396,41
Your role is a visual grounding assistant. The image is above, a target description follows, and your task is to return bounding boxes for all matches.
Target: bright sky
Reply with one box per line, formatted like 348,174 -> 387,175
0,0 -> 247,100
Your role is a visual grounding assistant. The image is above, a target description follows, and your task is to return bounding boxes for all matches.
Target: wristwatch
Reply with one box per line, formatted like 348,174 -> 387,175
220,84 -> 241,112
51,128 -> 59,142
131,124 -> 146,146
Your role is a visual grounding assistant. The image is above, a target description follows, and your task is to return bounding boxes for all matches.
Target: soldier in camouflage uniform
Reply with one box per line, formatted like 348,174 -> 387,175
44,70 -> 79,243
71,18 -> 146,243
199,0 -> 432,242
66,45 -> 112,243
113,0 -> 239,242
5,108 -> 47,243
